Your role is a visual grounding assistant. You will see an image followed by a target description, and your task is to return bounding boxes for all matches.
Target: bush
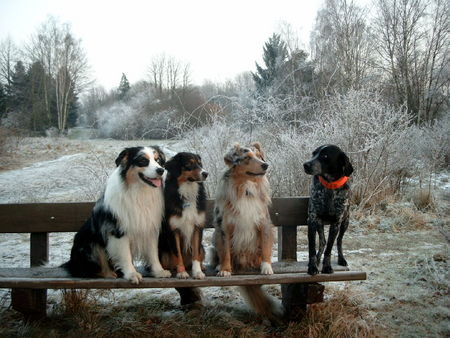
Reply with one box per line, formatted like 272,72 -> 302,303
178,89 -> 448,208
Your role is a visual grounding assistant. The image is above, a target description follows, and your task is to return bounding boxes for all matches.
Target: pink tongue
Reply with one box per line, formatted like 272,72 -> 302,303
150,178 -> 161,187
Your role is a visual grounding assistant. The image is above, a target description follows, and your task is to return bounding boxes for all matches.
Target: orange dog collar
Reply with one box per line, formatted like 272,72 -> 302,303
319,176 -> 349,190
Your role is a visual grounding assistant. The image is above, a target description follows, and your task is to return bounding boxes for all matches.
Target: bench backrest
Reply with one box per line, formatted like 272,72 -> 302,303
0,197 -> 309,266
0,197 -> 309,233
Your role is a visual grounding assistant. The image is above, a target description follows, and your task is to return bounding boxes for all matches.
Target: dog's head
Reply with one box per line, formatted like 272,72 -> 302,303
165,152 -> 208,184
303,144 -> 353,178
115,146 -> 166,188
224,142 -> 268,176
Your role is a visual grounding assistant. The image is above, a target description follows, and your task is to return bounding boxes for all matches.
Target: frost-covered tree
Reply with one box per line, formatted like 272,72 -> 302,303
26,17 -> 90,132
252,33 -> 288,95
311,0 -> 374,95
373,0 -> 450,122
118,73 -> 130,100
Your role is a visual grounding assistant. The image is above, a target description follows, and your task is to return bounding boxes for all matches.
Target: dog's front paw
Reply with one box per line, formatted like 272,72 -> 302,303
192,270 -> 205,279
176,271 -> 190,279
307,263 -> 319,275
217,270 -> 231,277
338,257 -> 348,266
260,261 -> 273,275
321,265 -> 334,274
124,271 -> 143,284
153,269 -> 171,278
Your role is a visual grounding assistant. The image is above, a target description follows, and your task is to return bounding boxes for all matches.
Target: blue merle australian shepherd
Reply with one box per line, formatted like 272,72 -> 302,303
62,146 -> 171,283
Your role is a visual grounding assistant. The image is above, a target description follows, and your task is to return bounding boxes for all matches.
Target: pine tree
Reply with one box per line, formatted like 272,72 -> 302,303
118,73 -> 130,100
252,34 -> 288,95
10,61 -> 27,112
27,61 -> 50,131
0,83 -> 6,118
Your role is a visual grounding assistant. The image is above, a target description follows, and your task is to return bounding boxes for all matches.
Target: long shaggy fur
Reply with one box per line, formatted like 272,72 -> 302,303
62,146 -> 171,283
212,142 -> 281,319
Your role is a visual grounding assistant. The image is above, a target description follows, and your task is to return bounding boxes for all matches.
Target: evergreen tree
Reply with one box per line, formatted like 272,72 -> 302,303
252,34 -> 288,95
26,61 -> 49,131
67,84 -> 79,128
118,73 -> 130,100
0,83 -> 6,118
10,60 -> 27,112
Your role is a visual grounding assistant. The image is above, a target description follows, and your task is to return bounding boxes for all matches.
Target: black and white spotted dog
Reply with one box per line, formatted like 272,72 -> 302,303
303,145 -> 354,275
62,146 -> 171,283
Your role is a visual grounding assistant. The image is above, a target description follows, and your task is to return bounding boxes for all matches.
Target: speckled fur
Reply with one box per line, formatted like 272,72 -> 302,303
303,145 -> 354,275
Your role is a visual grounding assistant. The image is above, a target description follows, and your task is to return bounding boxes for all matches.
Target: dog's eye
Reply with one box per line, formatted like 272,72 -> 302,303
136,158 -> 149,167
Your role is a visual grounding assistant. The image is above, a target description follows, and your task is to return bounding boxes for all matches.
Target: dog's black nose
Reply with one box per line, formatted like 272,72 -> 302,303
202,171 -> 209,179
303,162 -> 311,173
261,163 -> 269,170
156,168 -> 165,176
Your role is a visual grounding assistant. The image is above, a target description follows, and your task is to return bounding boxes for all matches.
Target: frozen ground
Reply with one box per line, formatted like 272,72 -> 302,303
0,137 -> 449,337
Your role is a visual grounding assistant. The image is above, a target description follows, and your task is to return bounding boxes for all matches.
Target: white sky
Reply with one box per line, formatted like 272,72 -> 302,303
0,0 -> 323,90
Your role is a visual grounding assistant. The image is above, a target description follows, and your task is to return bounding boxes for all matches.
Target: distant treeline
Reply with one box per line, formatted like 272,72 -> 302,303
1,0 -> 449,137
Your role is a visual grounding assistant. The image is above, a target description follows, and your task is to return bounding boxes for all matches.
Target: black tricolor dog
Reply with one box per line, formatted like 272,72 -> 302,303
303,144 -> 354,275
158,152 -> 208,305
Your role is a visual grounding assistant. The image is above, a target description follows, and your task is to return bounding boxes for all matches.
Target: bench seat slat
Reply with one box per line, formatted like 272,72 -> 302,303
0,262 -> 365,289
0,271 -> 366,289
0,261 -> 349,279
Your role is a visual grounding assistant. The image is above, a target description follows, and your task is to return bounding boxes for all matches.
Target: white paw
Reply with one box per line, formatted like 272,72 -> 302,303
124,271 -> 143,284
192,270 -> 205,279
176,271 -> 190,279
153,269 -> 171,278
260,262 -> 273,275
217,270 -> 231,277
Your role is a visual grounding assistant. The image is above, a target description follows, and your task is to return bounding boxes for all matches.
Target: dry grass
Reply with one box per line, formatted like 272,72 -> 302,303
282,289 -> 383,338
411,189 -> 436,211
0,288 -> 384,338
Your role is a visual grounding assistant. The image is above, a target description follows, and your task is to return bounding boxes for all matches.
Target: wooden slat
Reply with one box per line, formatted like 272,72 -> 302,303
30,233 -> 49,267
278,226 -> 298,261
0,197 -> 310,233
0,271 -> 366,289
0,261 -> 349,279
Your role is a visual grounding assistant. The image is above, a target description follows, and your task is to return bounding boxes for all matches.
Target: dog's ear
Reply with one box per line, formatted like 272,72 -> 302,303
251,142 -> 265,160
151,146 -> 166,166
115,148 -> 129,167
164,154 -> 181,177
224,143 -> 240,166
340,152 -> 354,176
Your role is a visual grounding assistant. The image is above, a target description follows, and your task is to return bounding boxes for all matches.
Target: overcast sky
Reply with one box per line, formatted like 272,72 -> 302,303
0,0 -> 323,90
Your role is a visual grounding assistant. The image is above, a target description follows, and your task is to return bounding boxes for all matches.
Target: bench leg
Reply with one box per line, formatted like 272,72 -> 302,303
175,287 -> 203,307
11,288 -> 47,320
282,283 -> 324,321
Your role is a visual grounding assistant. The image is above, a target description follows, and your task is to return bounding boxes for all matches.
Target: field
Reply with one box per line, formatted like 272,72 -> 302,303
0,137 -> 449,337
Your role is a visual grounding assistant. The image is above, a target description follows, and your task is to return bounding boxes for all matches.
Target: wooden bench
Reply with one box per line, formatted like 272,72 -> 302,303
0,197 -> 366,320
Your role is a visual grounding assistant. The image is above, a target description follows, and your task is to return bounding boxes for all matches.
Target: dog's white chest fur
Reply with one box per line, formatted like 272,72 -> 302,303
104,169 -> 164,259
169,182 -> 205,250
229,181 -> 267,252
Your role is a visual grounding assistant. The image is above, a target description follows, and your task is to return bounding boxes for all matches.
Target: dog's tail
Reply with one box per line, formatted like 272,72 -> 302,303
239,285 -> 283,324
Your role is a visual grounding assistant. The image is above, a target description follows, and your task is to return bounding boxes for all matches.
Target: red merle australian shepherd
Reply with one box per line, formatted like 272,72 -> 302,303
212,143 -> 282,320
63,146 -> 171,283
